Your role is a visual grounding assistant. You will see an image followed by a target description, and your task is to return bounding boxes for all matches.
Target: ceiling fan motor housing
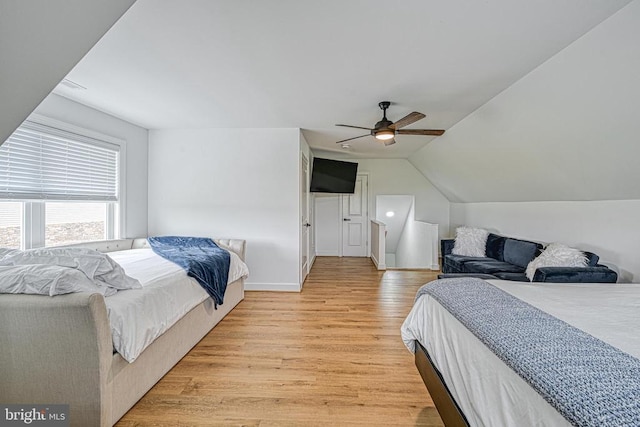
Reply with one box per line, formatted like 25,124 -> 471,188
374,101 -> 394,138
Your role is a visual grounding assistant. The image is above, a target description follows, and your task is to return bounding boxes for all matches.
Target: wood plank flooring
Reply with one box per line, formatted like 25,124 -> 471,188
116,257 -> 443,426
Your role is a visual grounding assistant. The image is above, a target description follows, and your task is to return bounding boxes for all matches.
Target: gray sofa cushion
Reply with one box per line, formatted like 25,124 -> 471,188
493,272 -> 529,282
503,238 -> 541,268
463,259 -> 525,274
438,273 -> 498,280
444,255 -> 491,273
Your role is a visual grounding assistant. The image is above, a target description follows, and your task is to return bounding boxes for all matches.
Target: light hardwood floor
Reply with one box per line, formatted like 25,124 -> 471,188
116,257 -> 444,426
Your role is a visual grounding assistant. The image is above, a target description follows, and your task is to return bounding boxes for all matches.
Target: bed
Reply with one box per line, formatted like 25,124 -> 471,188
401,277 -> 640,427
0,237 -> 247,427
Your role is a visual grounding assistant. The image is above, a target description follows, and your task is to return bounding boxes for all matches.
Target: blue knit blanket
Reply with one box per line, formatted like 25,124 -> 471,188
417,278 -> 640,427
148,236 -> 230,308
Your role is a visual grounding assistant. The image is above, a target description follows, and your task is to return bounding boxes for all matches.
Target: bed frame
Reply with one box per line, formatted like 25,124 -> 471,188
415,342 -> 470,427
0,238 -> 246,427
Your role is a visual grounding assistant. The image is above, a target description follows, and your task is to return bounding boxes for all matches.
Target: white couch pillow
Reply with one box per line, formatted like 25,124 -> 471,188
0,264 -> 117,296
526,242 -> 588,281
452,227 -> 489,257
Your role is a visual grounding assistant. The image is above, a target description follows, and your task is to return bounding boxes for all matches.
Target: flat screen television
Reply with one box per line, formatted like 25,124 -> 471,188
309,157 -> 358,193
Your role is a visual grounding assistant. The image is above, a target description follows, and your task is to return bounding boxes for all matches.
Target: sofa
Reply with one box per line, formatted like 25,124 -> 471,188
0,238 -> 246,427
441,233 -> 618,283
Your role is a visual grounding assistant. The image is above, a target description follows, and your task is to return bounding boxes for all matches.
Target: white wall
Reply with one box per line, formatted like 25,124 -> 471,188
32,93 -> 148,238
406,2 -> 640,282
148,128 -> 302,291
352,158 -> 449,241
375,195 -> 413,253
410,1 -> 640,203
450,200 -> 640,282
314,195 -> 341,256
0,0 -> 135,143
385,253 -> 396,268
395,203 -> 439,270
311,153 -> 450,241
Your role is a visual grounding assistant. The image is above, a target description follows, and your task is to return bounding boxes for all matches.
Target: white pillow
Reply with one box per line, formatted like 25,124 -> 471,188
526,242 -> 588,281
0,264 -> 117,296
452,227 -> 489,257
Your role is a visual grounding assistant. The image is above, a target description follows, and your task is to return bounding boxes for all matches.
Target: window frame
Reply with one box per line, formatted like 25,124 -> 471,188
1,114 -> 127,249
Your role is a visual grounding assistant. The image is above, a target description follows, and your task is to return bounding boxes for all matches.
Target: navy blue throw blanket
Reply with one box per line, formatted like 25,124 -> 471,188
148,236 -> 230,308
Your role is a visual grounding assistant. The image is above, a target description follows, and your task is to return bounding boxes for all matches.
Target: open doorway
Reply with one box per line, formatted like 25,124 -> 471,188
375,195 -> 439,269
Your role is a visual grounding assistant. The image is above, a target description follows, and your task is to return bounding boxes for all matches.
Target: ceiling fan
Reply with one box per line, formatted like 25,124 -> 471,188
336,101 -> 444,146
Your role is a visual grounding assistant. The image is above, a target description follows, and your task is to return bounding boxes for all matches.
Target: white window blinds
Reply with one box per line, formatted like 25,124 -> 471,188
0,120 -> 119,201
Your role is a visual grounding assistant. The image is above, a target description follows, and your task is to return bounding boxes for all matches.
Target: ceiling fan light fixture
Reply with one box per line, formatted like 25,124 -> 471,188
374,130 -> 395,141
335,101 -> 444,146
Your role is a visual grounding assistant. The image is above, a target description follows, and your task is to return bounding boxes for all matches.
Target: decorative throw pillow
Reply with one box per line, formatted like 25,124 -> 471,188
452,227 -> 489,257
526,243 -> 588,281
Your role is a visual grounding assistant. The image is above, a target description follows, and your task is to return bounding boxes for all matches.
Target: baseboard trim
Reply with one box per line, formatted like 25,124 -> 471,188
370,254 -> 386,270
244,282 -> 301,292
315,250 -> 339,256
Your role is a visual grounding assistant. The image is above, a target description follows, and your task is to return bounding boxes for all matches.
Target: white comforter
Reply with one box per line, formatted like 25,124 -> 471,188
106,248 -> 248,362
0,247 -> 141,296
401,280 -> 640,427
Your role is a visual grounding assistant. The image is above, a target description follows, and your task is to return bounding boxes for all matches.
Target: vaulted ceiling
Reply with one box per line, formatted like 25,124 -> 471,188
411,0 -> 640,202
54,0 -> 631,160
4,0 -> 638,204
0,0 -> 136,143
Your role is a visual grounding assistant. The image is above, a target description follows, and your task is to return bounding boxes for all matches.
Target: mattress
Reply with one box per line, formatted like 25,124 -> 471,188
105,248 -> 248,362
401,279 -> 640,427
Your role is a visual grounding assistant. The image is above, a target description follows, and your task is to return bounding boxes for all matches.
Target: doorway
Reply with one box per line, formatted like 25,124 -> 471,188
313,174 -> 369,258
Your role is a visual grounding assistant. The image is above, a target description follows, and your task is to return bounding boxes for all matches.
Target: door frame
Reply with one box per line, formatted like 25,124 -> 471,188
339,172 -> 370,257
300,152 -> 310,286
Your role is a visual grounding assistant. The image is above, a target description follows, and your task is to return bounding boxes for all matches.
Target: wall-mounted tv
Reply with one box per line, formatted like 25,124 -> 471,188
309,157 -> 358,194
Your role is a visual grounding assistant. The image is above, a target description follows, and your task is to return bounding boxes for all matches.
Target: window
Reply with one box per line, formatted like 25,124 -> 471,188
45,202 -> 108,247
0,202 -> 22,249
0,117 -> 124,249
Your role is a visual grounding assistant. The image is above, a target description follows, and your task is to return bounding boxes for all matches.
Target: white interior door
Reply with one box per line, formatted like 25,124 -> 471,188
341,174 -> 368,257
300,153 -> 310,284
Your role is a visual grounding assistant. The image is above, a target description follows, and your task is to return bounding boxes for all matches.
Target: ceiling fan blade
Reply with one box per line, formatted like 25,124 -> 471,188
396,129 -> 445,136
389,112 -> 426,129
335,124 -> 373,131
335,134 -> 370,144
383,139 -> 396,146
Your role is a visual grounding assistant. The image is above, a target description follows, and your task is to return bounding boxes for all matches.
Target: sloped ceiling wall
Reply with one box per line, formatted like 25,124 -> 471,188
409,0 -> 640,203
375,195 -> 413,253
0,0 -> 136,143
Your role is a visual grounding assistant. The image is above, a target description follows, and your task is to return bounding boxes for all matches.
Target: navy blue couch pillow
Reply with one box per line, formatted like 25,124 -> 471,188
485,234 -> 507,261
503,238 -> 542,268
584,251 -> 600,267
